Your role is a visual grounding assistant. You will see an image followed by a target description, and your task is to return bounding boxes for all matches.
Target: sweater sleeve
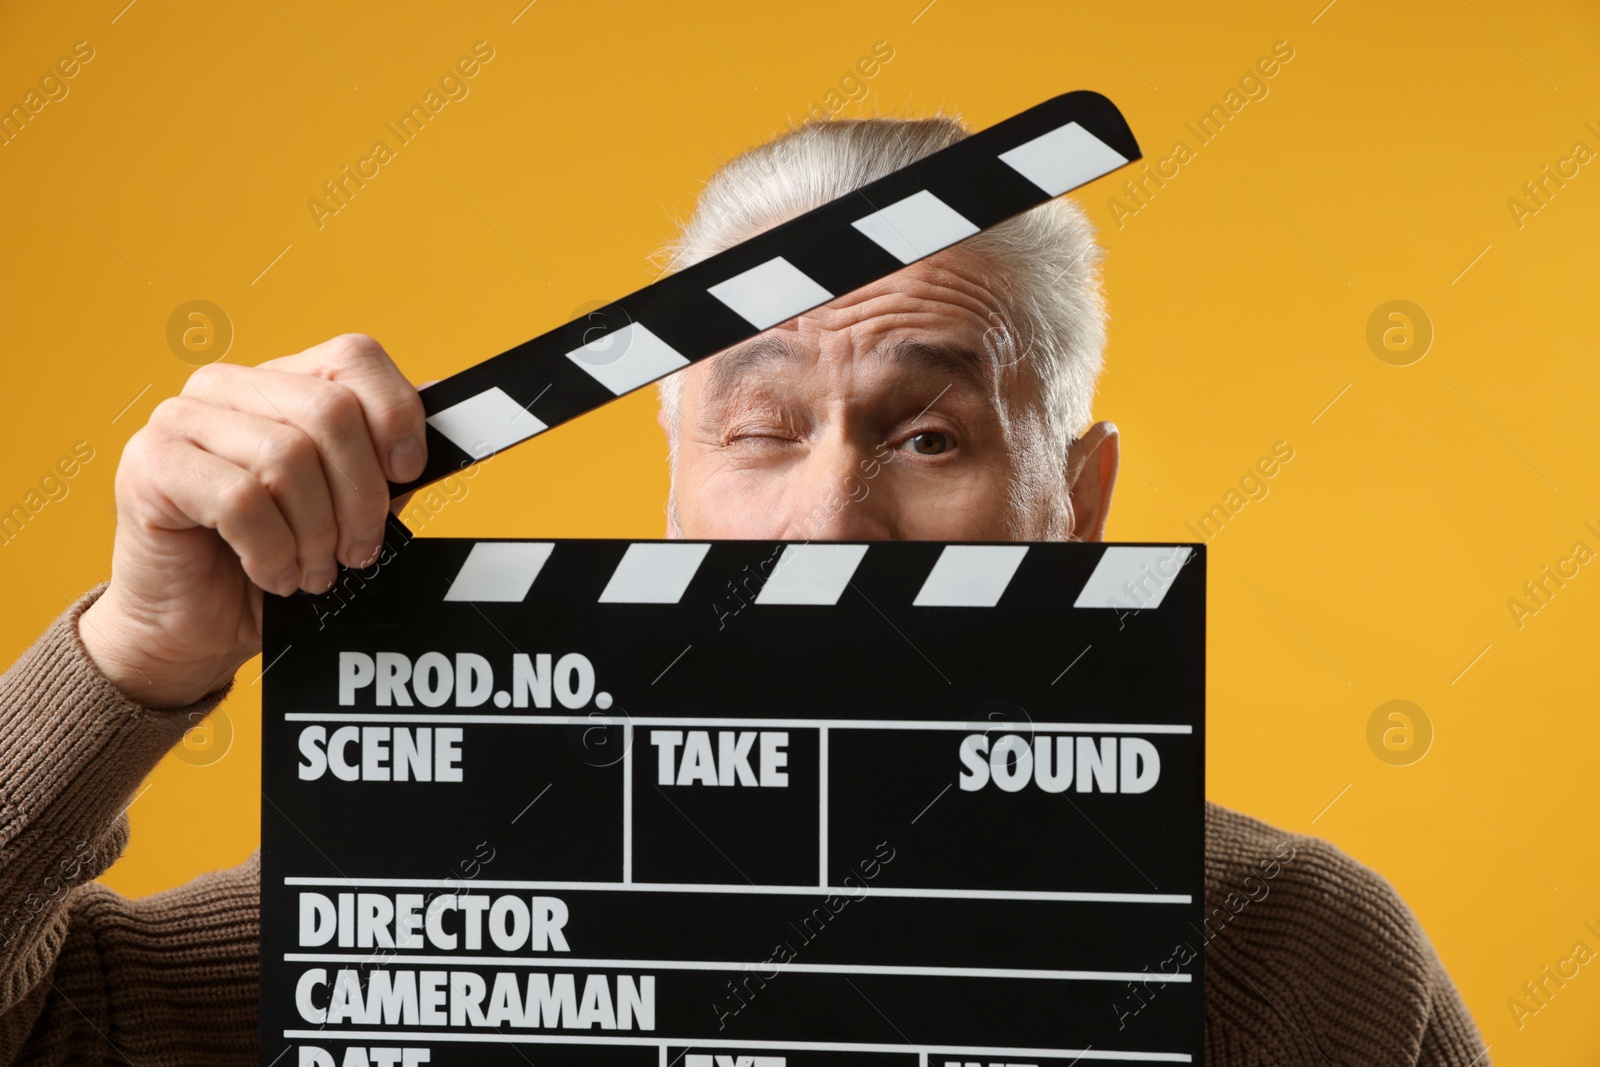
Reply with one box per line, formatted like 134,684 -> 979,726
0,588 -> 260,1066
1202,802 -> 1491,1066
1417,947 -> 1492,1067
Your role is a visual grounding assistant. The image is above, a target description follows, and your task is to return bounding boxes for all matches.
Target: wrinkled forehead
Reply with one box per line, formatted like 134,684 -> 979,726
686,244 -> 1025,395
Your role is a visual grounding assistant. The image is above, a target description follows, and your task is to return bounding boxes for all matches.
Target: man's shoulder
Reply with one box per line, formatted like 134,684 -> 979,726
1201,801 -> 1449,1064
1205,800 -> 1417,921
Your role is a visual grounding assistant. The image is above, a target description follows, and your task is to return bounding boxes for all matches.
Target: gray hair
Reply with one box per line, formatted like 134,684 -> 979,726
657,114 -> 1108,469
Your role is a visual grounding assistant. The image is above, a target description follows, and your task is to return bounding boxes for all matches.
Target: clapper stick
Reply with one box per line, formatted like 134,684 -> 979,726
391,91 -> 1140,499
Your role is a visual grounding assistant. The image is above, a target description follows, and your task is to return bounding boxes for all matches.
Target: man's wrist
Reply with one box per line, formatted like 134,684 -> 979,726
77,596 -> 237,710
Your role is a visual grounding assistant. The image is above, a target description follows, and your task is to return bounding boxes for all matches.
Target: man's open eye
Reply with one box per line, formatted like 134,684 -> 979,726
906,431 -> 951,455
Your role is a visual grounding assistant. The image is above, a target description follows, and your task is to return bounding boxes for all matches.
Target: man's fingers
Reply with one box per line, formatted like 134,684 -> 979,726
122,431 -> 300,596
181,363 -> 391,568
151,398 -> 341,592
264,334 -> 428,485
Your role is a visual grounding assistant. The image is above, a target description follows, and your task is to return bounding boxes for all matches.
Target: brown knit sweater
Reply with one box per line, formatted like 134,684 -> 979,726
0,590 -> 1489,1065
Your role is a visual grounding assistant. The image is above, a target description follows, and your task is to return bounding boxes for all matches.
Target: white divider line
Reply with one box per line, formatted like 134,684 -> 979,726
283,952 -> 1190,983
818,725 -> 829,889
282,1031 -> 1192,1063
623,721 -> 633,885
283,713 -> 1193,735
659,1044 -> 667,1067
281,877 -> 1190,905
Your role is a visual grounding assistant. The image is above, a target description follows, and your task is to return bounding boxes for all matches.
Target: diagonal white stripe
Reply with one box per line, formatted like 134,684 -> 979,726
599,542 -> 712,603
913,545 -> 1030,606
852,190 -> 980,264
754,544 -> 869,605
999,121 -> 1128,196
565,322 -> 690,396
443,542 -> 554,602
426,386 -> 546,459
707,257 -> 833,330
1073,545 -> 1193,610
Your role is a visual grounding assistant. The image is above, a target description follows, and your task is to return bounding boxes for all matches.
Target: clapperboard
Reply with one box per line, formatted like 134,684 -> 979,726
260,92 -> 1209,1066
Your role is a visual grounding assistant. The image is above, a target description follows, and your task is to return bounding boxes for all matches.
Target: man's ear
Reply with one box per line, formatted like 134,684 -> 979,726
1065,421 -> 1120,541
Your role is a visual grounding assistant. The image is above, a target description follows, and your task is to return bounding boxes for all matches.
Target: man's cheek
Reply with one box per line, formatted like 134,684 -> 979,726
679,470 -> 772,537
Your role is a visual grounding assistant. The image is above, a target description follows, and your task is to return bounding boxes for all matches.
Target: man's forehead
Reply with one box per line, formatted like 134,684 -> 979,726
694,246 -> 1012,394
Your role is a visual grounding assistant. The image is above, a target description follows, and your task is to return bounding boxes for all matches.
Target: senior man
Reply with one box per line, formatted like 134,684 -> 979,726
0,116 -> 1486,1065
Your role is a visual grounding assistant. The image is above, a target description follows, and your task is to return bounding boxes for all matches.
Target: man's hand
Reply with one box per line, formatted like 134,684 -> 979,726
78,334 -> 427,709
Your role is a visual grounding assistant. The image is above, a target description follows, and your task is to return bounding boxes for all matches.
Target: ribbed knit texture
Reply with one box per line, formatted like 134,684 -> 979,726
0,590 -> 1489,1065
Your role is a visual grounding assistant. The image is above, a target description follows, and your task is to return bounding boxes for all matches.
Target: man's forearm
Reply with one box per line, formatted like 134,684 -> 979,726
0,588 -> 219,1032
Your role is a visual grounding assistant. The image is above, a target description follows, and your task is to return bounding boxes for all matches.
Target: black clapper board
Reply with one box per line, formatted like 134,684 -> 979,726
258,91 -> 1208,1066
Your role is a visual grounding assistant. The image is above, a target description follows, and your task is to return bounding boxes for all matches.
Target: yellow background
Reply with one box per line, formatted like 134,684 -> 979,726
2,1 -> 1596,1061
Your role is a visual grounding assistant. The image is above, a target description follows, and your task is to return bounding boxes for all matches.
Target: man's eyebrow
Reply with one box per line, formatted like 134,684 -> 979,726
876,338 -> 993,394
705,334 -> 804,401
